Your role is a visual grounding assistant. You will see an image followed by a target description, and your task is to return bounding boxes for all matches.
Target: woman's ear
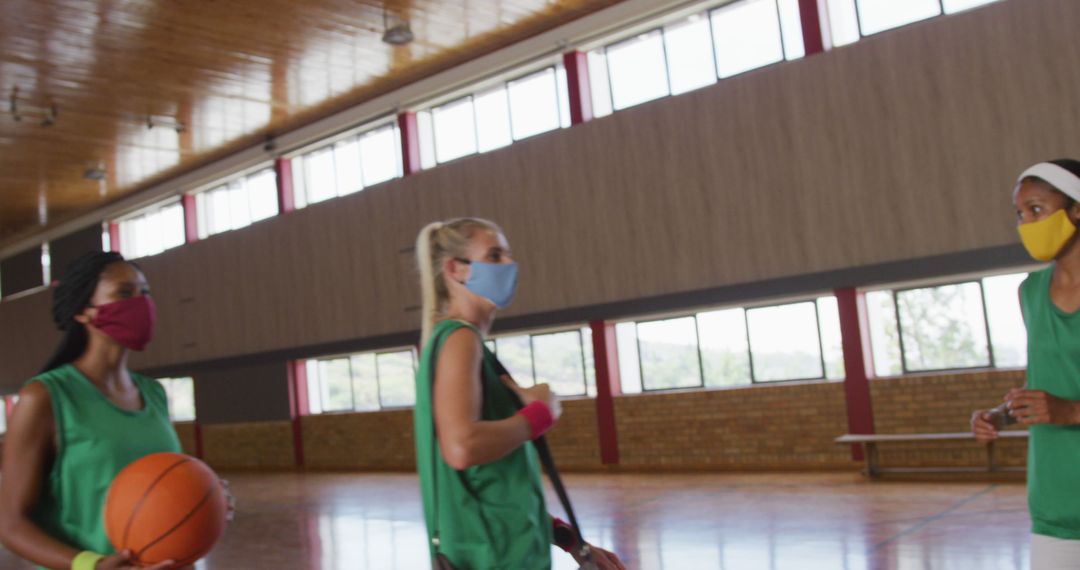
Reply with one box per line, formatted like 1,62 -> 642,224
73,306 -> 95,326
442,257 -> 466,285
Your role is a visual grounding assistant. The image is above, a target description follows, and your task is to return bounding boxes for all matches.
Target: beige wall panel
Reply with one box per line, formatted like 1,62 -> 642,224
0,291 -> 61,390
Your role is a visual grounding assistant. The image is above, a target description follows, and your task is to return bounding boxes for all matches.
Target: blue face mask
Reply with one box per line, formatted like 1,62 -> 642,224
456,258 -> 519,309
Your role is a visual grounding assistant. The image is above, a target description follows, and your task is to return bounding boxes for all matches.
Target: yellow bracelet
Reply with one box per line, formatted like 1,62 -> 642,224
71,551 -> 105,570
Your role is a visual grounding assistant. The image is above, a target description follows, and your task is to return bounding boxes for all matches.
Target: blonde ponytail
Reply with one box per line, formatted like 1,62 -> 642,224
416,222 -> 443,347
415,217 -> 502,347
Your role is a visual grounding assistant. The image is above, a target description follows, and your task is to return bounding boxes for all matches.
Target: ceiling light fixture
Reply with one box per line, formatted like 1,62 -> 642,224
8,86 -> 58,127
382,9 -> 414,46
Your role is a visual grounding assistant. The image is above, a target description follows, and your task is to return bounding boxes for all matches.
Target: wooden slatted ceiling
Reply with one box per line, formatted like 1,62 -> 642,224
0,0 -> 622,241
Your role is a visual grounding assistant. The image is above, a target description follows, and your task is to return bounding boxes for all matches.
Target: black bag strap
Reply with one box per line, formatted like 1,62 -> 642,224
491,357 -> 595,566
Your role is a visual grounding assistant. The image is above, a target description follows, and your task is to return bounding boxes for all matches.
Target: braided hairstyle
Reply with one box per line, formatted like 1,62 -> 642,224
40,251 -> 127,373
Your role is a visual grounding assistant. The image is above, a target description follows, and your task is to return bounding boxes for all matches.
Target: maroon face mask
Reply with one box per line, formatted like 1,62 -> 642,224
89,295 -> 156,351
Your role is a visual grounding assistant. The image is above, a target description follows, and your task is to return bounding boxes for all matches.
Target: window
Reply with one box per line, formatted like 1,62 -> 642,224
293,122 -> 402,208
711,0 -> 787,78
0,397 -> 8,434
158,377 -> 196,422
488,327 -> 595,397
866,272 -> 1028,376
115,199 -> 186,259
195,168 -> 278,238
41,243 -> 51,285
590,0 -> 805,116
616,296 -> 844,392
306,348 -> 418,414
416,65 -> 571,167
746,302 -> 824,382
826,0 -> 1002,46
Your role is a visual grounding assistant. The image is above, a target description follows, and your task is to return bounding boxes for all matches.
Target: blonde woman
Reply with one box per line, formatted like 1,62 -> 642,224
413,218 -> 623,569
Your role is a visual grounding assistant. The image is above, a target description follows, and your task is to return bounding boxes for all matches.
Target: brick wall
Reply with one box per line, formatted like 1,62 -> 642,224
614,381 -> 857,470
202,421 -> 294,470
302,410 -> 415,470
541,398 -> 601,469
188,370 -> 1031,473
870,369 -> 1028,469
173,422 -> 197,456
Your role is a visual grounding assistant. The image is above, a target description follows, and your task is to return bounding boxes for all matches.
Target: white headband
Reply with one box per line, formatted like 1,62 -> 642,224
1016,162 -> 1080,203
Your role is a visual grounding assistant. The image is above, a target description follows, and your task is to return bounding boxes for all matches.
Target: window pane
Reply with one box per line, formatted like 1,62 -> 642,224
638,317 -> 701,390
532,331 -> 586,397
306,360 -> 323,414
358,125 -> 400,186
507,68 -> 562,140
304,148 -> 338,204
581,327 -> 596,397
417,110 -> 437,169
663,15 -> 717,96
350,354 -> 380,412
334,139 -> 364,196
816,297 -> 846,379
983,273 -> 1027,368
377,351 -> 416,408
866,290 -> 902,376
432,97 -> 478,163
227,182 -> 250,230
606,30 -> 670,110
161,377 -> 196,422
587,49 -> 614,118
615,322 -> 642,394
747,302 -> 824,381
291,155 -> 308,209
495,335 -> 534,386
856,0 -> 940,36
943,0 -> 1001,14
160,203 -> 186,250
0,399 -> 6,433
777,0 -> 806,59
826,0 -> 861,47
474,87 -> 512,152
712,0 -> 785,78
556,65 -> 572,129
319,359 -> 353,412
897,283 -> 991,371
247,169 -> 279,222
697,308 -> 751,388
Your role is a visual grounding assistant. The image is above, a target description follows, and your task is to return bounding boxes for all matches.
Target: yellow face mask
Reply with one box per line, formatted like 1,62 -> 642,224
1018,209 -> 1077,261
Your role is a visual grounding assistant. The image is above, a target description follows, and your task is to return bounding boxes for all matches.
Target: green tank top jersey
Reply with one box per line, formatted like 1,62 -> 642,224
1021,267 -> 1080,539
29,364 -> 182,558
414,319 -> 552,570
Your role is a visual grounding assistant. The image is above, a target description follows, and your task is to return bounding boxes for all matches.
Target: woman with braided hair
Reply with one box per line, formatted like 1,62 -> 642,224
0,252 -> 182,570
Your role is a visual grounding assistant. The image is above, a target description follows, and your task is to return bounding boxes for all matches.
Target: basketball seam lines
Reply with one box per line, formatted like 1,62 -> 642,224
121,457 -> 192,549
134,486 -> 215,563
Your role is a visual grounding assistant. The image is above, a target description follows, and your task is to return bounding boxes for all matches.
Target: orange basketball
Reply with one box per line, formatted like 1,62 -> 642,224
104,452 -> 228,568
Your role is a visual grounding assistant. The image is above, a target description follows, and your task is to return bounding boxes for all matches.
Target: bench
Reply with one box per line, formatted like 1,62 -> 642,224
835,431 -> 1029,476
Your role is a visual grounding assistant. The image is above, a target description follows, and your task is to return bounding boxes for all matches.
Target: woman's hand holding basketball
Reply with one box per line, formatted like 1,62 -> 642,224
95,550 -> 174,569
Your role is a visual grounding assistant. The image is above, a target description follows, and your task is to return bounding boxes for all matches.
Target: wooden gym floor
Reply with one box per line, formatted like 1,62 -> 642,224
0,472 -> 1031,569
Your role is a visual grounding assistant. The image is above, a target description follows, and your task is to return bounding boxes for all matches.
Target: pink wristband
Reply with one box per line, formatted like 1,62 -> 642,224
517,401 -> 554,439
552,516 -> 578,553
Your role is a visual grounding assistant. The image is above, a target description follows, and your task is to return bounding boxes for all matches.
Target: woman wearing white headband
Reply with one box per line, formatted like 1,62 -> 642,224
972,158 -> 1080,569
